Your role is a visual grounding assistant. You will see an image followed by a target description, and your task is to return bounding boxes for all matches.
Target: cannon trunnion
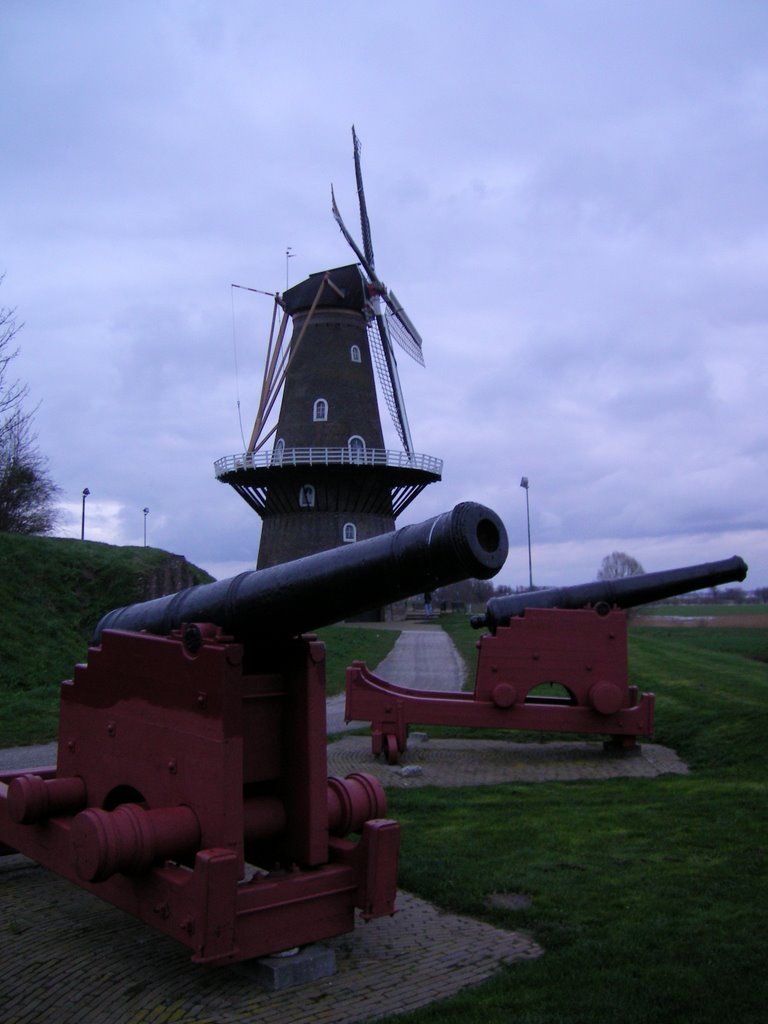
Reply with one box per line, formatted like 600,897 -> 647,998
0,502 -> 508,965
347,556 -> 748,763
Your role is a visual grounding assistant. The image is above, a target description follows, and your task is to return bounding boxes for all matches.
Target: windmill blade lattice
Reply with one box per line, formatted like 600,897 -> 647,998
383,298 -> 425,366
366,318 -> 408,449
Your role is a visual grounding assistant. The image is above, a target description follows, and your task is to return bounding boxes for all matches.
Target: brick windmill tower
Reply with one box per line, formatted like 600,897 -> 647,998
215,128 -> 442,569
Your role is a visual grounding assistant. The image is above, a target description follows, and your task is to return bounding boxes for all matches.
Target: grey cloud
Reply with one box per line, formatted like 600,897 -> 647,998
2,0 -> 766,587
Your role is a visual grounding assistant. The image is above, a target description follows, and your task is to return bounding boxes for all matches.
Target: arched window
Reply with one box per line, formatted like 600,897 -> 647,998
271,438 -> 285,466
350,344 -> 361,363
348,435 -> 366,464
299,484 -> 315,508
313,398 -> 328,422
343,522 -> 357,543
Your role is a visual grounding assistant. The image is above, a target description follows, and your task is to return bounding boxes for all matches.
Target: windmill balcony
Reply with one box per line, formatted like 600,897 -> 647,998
214,445 -> 442,520
214,447 -> 443,478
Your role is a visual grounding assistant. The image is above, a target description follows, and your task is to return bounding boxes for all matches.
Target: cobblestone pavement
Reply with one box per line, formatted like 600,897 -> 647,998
1,854 -> 542,1024
328,734 -> 688,787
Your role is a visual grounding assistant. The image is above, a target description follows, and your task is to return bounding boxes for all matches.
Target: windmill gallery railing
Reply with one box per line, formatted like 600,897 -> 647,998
214,447 -> 444,477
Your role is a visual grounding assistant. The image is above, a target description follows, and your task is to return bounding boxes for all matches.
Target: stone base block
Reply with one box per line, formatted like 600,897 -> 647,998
254,944 -> 336,992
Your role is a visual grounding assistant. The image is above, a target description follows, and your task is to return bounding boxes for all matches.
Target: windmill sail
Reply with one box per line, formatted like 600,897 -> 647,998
332,126 -> 427,455
382,293 -> 425,366
353,126 -> 375,268
331,186 -> 425,367
372,300 -> 414,455
331,185 -> 376,280
366,318 -> 407,449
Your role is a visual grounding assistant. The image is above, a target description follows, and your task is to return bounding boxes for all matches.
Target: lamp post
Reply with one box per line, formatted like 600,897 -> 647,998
520,476 -> 533,590
81,488 -> 90,541
143,507 -> 150,547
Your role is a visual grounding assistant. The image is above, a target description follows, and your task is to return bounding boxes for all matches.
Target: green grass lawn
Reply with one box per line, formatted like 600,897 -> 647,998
374,616 -> 768,1024
389,772 -> 766,1023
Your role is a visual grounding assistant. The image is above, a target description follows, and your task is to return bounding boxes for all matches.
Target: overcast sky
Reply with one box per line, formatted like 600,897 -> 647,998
2,0 -> 766,591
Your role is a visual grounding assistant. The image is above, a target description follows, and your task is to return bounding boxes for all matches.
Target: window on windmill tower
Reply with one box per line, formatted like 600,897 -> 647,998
313,398 -> 328,422
299,484 -> 316,507
350,344 -> 361,363
343,522 -> 357,543
348,435 -> 366,464
272,438 -> 285,466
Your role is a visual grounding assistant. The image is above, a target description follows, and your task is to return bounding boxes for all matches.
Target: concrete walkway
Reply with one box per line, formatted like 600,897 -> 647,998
326,624 -> 463,733
371,625 -> 467,691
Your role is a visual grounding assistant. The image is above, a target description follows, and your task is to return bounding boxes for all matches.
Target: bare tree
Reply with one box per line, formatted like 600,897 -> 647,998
1,295 -> 28,417
597,551 -> 645,580
0,281 -> 60,534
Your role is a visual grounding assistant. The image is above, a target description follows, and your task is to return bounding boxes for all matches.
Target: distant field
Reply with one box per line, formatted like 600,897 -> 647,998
641,602 -> 768,616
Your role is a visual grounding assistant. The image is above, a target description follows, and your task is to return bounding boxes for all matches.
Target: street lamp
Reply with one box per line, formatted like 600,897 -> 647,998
81,488 -> 90,541
143,507 -> 150,547
520,477 -> 533,590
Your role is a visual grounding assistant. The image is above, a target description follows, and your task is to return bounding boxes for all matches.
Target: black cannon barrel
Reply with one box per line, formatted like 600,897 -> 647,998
93,502 -> 508,645
471,555 -> 748,633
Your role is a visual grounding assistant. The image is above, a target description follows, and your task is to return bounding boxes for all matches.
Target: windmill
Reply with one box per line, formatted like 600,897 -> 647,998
215,127 -> 442,571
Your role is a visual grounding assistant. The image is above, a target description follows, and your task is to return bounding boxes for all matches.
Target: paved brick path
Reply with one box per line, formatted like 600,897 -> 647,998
1,854 -> 542,1024
328,735 -> 688,787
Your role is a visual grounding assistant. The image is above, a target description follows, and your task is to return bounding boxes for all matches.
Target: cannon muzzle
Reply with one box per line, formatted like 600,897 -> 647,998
471,555 -> 748,633
94,502 -> 508,645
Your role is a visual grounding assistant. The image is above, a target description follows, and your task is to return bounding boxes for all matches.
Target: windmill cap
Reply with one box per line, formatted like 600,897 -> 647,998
283,264 -> 367,315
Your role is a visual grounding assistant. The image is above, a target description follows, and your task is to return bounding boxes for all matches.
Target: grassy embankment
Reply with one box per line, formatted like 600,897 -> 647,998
0,532 -> 397,747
